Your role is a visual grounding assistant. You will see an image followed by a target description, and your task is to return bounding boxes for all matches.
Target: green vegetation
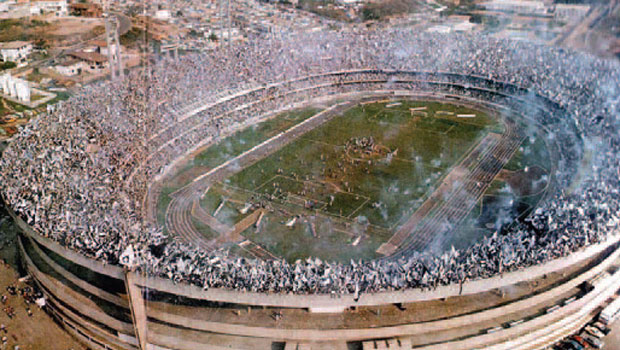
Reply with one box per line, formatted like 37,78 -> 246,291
361,0 -> 420,22
189,101 -> 498,261
469,13 -> 503,30
120,27 -> 148,48
0,19 -> 48,42
159,100 -> 551,262
194,108 -> 320,171
0,62 -> 16,71
26,67 -> 44,82
45,91 -> 71,106
296,0 -> 350,22
157,108 -> 321,228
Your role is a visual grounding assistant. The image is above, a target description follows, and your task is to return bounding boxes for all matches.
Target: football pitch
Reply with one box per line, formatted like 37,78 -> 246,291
184,99 -> 511,260
158,98 -> 552,262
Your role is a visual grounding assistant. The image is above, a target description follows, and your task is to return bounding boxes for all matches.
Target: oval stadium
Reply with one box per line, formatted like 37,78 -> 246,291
1,30 -> 620,350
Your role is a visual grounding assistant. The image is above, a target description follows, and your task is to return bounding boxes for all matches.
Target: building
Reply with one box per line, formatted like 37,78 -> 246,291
69,2 -> 103,17
0,41 -> 32,63
26,0 -> 68,16
53,58 -> 83,76
89,40 -> 116,57
0,73 -> 30,102
0,0 -> 68,17
68,51 -> 108,73
135,15 -> 179,41
154,9 -> 172,21
553,4 -> 590,21
426,25 -> 452,34
481,0 -> 549,17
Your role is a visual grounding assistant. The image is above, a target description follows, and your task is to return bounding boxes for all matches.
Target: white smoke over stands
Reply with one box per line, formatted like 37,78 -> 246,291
0,30 -> 619,295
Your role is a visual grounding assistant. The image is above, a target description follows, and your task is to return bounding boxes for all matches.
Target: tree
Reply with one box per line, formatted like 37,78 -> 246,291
0,62 -> 17,70
34,38 -> 49,50
361,7 -> 380,21
208,33 -> 218,41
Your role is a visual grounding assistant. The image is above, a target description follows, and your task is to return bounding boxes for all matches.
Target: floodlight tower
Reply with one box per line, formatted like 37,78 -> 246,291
219,0 -> 224,51
103,0 -> 124,81
227,0 -> 232,59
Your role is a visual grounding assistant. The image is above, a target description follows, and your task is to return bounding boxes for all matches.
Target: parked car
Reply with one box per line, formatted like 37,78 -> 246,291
571,335 -> 589,348
566,339 -> 585,350
593,321 -> 611,335
585,325 -> 606,339
582,333 -> 605,349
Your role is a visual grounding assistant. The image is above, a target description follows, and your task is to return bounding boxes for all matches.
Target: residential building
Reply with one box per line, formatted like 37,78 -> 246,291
68,51 -> 108,73
0,41 -> 32,63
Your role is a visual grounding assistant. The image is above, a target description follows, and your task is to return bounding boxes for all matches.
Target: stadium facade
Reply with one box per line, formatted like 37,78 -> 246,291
12,202 -> 620,349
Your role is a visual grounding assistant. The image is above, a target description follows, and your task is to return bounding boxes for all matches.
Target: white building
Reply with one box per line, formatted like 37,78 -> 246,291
554,4 -> 590,21
0,0 -> 68,17
154,9 -> 171,21
426,25 -> 452,34
481,0 -> 548,16
0,73 -> 31,103
0,41 -> 32,63
0,2 -> 12,12
28,0 -> 68,16
54,59 -> 84,76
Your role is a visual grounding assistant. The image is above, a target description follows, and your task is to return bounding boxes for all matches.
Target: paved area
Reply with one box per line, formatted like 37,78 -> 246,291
604,319 -> 620,349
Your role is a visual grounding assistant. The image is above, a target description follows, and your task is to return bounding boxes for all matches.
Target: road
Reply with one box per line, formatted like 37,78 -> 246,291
554,0 -> 619,57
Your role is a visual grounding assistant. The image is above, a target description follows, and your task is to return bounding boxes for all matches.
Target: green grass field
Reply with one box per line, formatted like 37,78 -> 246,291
156,108 -> 320,226
158,99 -> 551,262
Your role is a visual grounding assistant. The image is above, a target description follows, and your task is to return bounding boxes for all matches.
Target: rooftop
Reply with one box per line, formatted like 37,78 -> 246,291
0,41 -> 31,50
69,51 -> 108,64
90,40 -> 108,48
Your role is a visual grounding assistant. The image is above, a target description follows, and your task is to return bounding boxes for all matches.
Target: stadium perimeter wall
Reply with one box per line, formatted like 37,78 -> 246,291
11,205 -> 620,350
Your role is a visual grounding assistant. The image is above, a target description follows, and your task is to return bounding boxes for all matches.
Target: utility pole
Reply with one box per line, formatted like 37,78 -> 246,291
114,17 -> 124,80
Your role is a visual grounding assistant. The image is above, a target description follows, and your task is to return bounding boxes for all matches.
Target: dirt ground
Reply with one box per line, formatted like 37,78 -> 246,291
0,264 -> 86,350
0,206 -> 86,350
0,16 -> 103,46
44,17 -> 103,37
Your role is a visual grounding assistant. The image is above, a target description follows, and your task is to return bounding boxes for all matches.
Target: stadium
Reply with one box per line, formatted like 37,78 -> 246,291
1,30 -> 620,350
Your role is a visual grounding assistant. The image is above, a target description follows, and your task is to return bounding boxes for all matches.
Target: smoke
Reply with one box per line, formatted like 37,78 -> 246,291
493,184 -> 518,231
531,174 -> 549,191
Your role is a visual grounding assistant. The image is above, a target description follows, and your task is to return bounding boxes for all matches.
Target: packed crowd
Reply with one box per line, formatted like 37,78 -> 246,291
1,29 -> 620,295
